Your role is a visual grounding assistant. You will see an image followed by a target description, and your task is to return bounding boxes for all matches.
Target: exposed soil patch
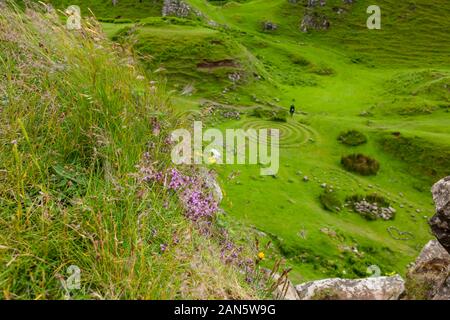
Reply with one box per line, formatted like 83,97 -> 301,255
197,59 -> 239,69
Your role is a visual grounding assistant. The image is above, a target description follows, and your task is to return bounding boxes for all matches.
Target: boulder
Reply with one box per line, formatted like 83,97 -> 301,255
162,0 -> 192,18
295,275 -> 405,300
300,12 -> 330,32
405,240 -> 450,300
430,176 -> 450,254
263,21 -> 278,31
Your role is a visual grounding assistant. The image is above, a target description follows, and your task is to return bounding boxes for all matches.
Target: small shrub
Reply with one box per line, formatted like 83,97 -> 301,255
319,190 -> 342,212
288,53 -> 310,66
272,108 -> 288,122
251,107 -> 287,122
341,154 -> 380,175
338,130 -> 367,146
310,64 -> 335,76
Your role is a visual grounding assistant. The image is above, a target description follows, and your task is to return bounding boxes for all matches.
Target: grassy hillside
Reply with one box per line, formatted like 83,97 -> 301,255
190,0 -> 450,67
0,4 -> 260,299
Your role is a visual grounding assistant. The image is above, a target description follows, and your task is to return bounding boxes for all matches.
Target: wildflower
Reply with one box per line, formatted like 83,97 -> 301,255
160,243 -> 168,253
208,156 -> 217,164
151,118 -> 161,136
167,168 -> 190,190
257,252 -> 265,260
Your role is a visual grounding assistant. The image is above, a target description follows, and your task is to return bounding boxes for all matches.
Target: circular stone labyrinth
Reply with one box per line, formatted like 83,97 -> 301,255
309,167 -> 361,191
237,118 -> 318,149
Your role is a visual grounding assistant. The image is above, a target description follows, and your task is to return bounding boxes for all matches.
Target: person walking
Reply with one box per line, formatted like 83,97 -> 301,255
289,100 -> 296,118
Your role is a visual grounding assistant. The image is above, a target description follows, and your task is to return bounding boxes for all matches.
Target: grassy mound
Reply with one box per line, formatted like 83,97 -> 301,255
341,154 -> 380,176
338,130 -> 367,146
379,133 -> 450,184
0,4 -> 257,299
110,21 -> 263,97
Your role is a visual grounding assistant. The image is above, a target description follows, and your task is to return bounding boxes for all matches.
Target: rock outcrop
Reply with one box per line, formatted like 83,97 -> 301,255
262,21 -> 278,31
399,176 -> 450,300
295,275 -> 405,300
405,240 -> 450,300
162,0 -> 220,28
300,12 -> 330,32
430,177 -> 450,254
403,177 -> 450,300
162,0 -> 192,18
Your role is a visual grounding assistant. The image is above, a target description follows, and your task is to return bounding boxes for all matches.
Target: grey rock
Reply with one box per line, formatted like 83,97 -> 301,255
263,21 -> 278,31
406,240 -> 450,300
300,12 -> 330,32
295,275 -> 405,300
430,176 -> 450,254
162,0 -> 192,17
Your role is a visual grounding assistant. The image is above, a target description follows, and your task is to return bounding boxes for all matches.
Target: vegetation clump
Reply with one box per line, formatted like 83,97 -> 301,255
341,154 -> 380,175
251,107 -> 287,122
338,130 -> 367,146
319,190 -> 342,212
